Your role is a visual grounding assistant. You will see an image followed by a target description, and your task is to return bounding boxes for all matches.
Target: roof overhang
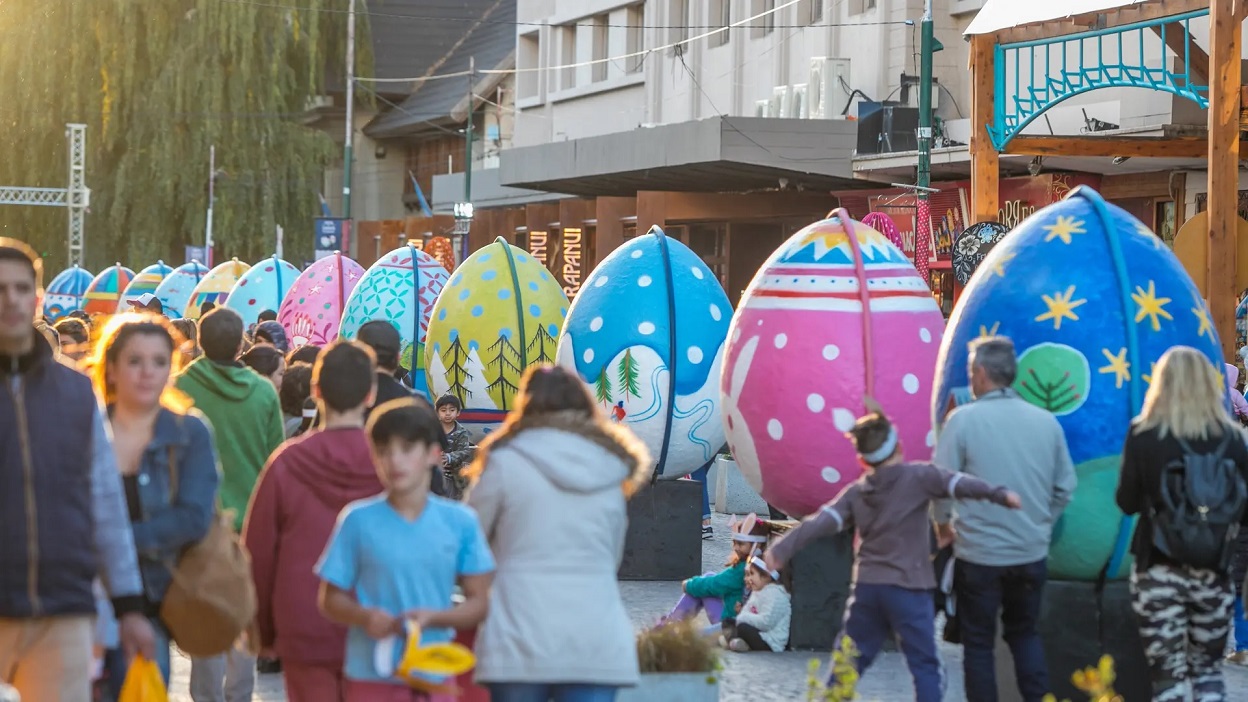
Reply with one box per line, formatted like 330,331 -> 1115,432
965,1 -> 1156,36
431,168 -> 569,212
499,116 -> 874,197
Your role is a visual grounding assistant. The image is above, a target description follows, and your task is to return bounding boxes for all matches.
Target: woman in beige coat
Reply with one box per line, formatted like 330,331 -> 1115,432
467,365 -> 650,702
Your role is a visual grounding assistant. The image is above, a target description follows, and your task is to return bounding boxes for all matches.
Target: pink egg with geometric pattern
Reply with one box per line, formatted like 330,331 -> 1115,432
720,211 -> 946,518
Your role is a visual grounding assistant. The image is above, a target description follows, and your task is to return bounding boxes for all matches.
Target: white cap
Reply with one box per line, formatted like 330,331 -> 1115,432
128,292 -> 158,308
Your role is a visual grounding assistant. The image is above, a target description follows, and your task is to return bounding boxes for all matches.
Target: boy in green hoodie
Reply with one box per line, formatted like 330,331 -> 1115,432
175,307 -> 284,701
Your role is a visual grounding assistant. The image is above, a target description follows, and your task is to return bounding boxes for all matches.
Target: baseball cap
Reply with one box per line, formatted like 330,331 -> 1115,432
128,293 -> 164,314
358,319 -> 401,356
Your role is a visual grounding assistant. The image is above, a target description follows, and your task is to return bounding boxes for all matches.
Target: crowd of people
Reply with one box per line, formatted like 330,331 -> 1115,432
6,232 -> 1248,702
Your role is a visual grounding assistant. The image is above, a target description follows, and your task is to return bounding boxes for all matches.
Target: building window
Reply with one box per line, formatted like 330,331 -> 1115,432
591,15 -> 609,82
559,24 -> 576,90
802,0 -> 823,24
518,32 -> 541,100
752,0 -> 776,38
626,4 -> 644,73
851,0 -> 876,14
711,0 -> 730,47
669,0 -> 688,45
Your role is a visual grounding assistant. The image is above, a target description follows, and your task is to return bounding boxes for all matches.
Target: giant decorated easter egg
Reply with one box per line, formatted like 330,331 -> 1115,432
225,256 -> 301,328
556,227 -> 731,478
278,251 -> 365,348
82,264 -> 137,315
721,211 -> 946,518
122,261 -> 173,306
425,237 -> 569,439
186,259 -> 250,321
340,245 -> 451,400
933,186 -> 1222,581
154,261 -> 208,319
43,266 -> 94,321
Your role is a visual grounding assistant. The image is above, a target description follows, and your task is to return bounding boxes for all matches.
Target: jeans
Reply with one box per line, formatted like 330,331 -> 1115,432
838,583 -> 943,702
1235,581 -> 1248,652
690,464 -> 712,520
486,683 -> 619,702
101,618 -> 172,702
663,572 -> 725,624
190,648 -> 256,702
955,558 -> 1049,702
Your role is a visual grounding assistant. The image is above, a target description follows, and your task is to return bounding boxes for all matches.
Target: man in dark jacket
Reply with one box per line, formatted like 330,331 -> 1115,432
356,320 -> 446,496
0,239 -> 155,699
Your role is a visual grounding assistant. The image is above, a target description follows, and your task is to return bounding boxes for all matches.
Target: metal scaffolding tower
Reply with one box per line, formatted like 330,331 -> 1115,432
0,124 -> 90,265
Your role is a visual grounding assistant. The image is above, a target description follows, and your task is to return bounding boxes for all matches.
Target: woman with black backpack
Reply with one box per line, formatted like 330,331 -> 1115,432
1117,346 -> 1248,702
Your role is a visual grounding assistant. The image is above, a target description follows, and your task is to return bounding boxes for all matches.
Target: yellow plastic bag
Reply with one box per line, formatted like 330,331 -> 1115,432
119,655 -> 168,702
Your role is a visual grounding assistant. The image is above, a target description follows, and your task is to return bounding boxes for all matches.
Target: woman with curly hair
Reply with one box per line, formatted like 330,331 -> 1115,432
467,364 -> 649,702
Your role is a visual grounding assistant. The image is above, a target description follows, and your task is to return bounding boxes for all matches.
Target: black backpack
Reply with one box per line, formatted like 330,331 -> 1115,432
1150,431 -> 1248,570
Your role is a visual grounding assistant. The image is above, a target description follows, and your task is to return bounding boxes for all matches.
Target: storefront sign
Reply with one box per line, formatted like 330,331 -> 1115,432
528,230 -> 549,267
561,227 -> 583,298
998,200 -> 1038,229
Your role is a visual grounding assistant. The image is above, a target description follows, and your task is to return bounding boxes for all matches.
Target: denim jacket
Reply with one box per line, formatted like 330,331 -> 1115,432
110,406 -> 220,607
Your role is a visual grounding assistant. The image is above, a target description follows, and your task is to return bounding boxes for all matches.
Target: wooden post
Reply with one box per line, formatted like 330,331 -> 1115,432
964,33 -> 999,305
1208,0 -> 1240,359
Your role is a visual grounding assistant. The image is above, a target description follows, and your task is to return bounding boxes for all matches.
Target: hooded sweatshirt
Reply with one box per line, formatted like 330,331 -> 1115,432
175,357 -> 285,530
469,425 -> 642,685
242,427 -> 382,666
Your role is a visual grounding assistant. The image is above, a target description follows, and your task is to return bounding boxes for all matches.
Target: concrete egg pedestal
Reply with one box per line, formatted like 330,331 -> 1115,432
785,529 -> 855,650
994,580 -> 1149,702
619,479 -> 702,581
713,455 -> 769,515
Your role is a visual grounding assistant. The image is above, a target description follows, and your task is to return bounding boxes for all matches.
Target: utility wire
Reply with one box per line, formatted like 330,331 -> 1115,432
217,0 -> 905,30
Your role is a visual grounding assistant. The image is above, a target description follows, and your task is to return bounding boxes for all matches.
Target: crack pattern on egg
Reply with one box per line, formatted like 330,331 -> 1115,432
720,211 -> 946,518
425,238 -> 569,441
555,228 -> 731,479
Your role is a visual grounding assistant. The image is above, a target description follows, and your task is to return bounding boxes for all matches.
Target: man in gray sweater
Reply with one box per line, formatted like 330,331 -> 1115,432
934,336 -> 1077,702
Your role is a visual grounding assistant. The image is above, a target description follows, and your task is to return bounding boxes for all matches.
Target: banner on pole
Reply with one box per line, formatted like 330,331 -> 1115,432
185,245 -> 207,265
314,218 -> 351,260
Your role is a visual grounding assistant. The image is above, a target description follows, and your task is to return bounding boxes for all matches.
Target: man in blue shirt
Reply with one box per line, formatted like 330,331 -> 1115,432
317,397 -> 494,697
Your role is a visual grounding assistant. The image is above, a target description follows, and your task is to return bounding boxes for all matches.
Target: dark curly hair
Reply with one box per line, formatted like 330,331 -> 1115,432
279,362 -> 313,418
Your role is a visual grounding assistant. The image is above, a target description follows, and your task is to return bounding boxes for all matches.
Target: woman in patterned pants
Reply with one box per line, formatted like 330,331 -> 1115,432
1117,347 -> 1248,702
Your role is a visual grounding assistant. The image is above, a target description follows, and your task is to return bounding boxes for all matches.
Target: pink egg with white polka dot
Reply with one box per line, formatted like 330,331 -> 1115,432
719,211 -> 946,518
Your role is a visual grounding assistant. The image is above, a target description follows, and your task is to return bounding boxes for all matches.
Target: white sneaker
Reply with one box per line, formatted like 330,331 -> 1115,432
729,638 -> 750,653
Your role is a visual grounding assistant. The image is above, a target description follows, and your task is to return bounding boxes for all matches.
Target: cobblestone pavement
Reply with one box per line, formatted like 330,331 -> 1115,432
169,512 -> 1248,701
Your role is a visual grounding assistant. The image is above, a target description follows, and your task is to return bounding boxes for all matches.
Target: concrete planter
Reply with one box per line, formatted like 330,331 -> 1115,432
713,455 -> 769,515
616,673 -> 720,702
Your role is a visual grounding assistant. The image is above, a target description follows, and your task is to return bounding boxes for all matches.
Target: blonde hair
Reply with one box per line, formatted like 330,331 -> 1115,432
90,312 -> 193,413
1134,346 -> 1232,441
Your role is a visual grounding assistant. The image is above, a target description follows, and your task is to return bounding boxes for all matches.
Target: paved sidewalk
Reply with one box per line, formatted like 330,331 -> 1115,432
168,513 -> 1248,701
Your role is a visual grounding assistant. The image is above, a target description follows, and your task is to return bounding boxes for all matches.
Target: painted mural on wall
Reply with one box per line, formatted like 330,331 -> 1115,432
154,261 -> 208,319
933,186 -> 1223,581
952,222 -> 1009,285
278,252 -> 364,348
43,266 -> 93,321
122,262 -> 173,304
341,245 -> 451,400
425,238 -> 569,440
82,264 -> 137,315
555,228 -> 731,479
225,256 -> 301,328
720,211 -> 947,518
185,259 -> 250,321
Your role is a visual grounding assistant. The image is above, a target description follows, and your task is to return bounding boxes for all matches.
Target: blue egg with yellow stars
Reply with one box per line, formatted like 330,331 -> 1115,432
932,186 -> 1223,581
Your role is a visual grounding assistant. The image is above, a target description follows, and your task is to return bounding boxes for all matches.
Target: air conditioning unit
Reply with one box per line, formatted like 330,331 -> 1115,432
754,99 -> 769,117
901,80 -> 940,110
770,85 -> 790,118
790,84 -> 809,119
809,57 -> 851,118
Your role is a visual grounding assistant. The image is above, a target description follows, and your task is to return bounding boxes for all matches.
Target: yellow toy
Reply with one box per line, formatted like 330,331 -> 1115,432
374,620 -> 476,691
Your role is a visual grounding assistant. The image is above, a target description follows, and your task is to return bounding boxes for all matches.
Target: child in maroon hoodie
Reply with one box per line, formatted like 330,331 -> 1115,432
765,408 -> 1021,702
243,340 -> 384,702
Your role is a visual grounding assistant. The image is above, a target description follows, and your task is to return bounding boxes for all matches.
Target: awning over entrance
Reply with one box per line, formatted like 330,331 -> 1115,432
498,116 -> 866,197
965,1 -> 1152,35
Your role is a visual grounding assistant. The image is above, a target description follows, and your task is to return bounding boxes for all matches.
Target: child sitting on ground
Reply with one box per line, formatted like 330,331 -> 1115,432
723,550 -> 791,652
435,394 -> 475,500
661,514 -> 771,635
765,406 -> 1020,702
316,398 -> 496,699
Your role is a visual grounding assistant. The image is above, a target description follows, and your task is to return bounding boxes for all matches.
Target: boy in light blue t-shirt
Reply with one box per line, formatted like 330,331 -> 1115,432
316,398 -> 495,699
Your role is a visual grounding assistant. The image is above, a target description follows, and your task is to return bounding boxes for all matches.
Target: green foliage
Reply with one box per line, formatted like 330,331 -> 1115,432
594,365 -> 613,405
617,348 -> 640,399
0,0 -> 371,271
1014,343 -> 1091,416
